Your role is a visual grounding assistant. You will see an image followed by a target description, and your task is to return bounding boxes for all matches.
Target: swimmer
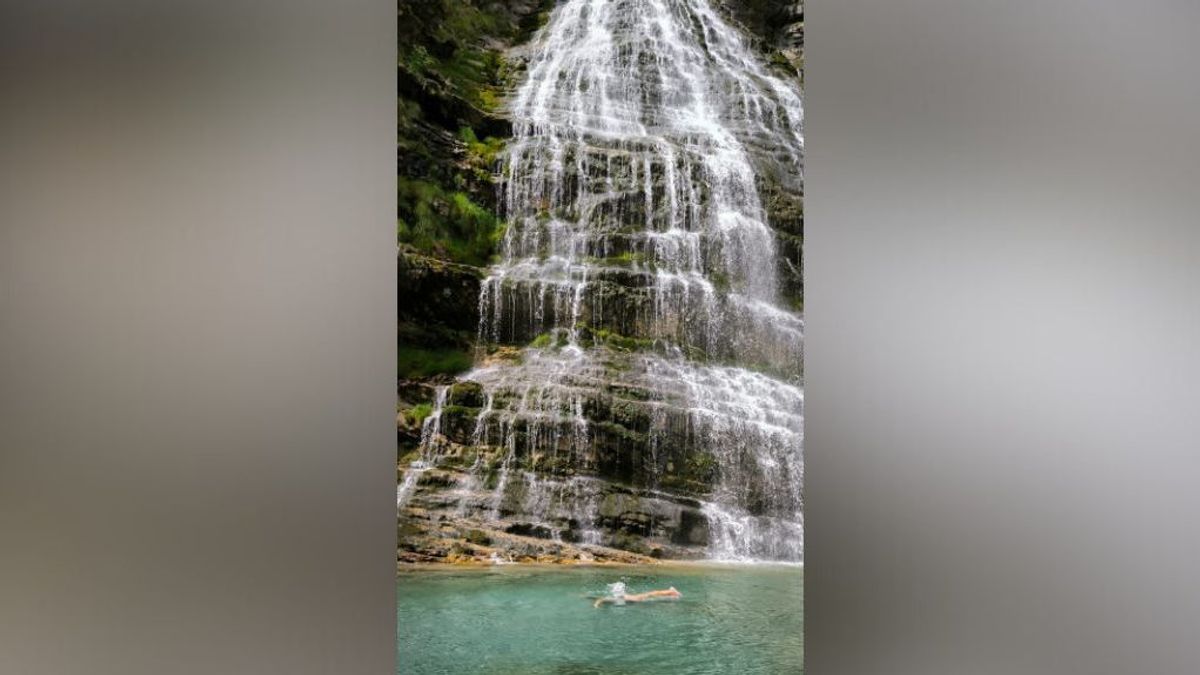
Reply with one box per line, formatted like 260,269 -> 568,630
593,586 -> 681,608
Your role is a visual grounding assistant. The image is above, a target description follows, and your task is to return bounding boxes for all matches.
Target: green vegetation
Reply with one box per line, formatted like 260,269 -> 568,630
584,251 -> 648,267
398,2 -> 508,112
606,382 -> 654,401
688,452 -> 718,480
586,327 -> 654,353
397,1 -> 538,267
441,404 -> 479,419
459,126 -> 507,187
397,177 -> 505,266
398,345 -> 473,379
406,403 -> 435,427
529,331 -> 570,349
401,45 -> 439,82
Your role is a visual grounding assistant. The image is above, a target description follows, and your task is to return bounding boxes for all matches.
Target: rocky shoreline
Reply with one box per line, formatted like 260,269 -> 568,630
397,522 -> 660,566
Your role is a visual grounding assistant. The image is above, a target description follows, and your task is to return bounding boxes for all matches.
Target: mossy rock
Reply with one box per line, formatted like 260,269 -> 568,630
448,381 -> 485,408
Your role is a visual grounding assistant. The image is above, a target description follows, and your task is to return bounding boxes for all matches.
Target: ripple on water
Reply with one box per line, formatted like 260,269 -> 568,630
397,565 -> 803,674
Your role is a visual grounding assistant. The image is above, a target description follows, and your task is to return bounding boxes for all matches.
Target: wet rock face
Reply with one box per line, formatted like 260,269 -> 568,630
399,0 -> 804,565
398,251 -> 482,333
399,457 -> 714,564
719,0 -> 805,309
721,0 -> 803,52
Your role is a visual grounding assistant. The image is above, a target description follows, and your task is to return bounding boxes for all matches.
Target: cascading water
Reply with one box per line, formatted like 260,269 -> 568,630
399,0 -> 803,562
397,385 -> 448,508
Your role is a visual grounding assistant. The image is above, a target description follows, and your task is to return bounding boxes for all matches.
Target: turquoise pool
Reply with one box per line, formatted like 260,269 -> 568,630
397,564 -> 803,674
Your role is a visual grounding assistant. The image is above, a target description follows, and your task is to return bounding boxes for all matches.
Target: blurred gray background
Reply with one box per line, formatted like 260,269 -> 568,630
0,0 -> 396,673
1,0 -> 1198,673
806,1 -> 1200,673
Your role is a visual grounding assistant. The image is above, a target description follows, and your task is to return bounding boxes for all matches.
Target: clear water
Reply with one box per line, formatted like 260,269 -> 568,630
396,565 -> 803,674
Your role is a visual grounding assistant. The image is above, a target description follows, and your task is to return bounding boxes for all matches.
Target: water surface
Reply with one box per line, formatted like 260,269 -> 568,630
397,564 -> 802,674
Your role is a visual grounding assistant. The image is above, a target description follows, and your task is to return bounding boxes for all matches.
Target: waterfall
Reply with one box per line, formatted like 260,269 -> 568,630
397,386 -> 449,509
404,0 -> 803,562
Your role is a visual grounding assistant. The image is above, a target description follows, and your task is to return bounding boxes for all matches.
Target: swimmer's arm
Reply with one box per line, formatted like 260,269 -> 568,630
594,596 -> 635,607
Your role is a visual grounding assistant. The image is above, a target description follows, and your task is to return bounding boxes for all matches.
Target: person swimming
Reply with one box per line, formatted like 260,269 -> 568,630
592,585 -> 682,608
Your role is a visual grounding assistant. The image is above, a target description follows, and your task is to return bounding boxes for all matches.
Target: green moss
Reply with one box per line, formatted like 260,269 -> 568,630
687,453 -> 718,480
406,403 -> 434,427
397,1 -> 513,112
401,45 -> 438,78
459,127 -> 506,169
529,331 -> 570,349
770,50 -> 796,74
592,420 -> 648,446
585,251 -> 648,267
453,125 -> 501,183
397,345 -> 473,379
448,381 -> 485,407
477,87 -> 501,113
440,405 -> 480,425
586,327 -> 654,353
397,177 -> 506,266
398,0 -> 559,271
